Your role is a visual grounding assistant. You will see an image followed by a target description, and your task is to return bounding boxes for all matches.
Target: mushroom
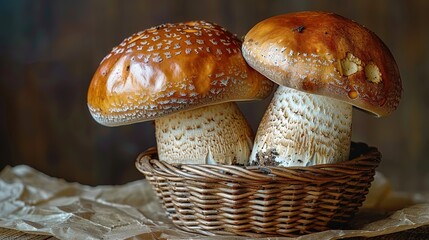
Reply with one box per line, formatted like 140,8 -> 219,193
87,21 -> 274,165
242,12 -> 402,167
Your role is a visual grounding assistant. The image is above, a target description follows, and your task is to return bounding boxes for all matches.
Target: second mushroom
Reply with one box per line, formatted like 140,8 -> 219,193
242,12 -> 402,167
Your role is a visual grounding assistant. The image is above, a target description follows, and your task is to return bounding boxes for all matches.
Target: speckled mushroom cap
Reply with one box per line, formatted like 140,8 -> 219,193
242,11 -> 402,117
88,21 -> 274,126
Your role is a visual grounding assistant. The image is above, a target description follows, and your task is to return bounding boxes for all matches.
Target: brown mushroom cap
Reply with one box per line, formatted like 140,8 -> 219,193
88,21 -> 273,126
242,11 -> 402,117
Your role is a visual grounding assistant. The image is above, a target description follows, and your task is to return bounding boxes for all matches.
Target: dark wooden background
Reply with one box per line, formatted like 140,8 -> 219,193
1,0 -> 428,192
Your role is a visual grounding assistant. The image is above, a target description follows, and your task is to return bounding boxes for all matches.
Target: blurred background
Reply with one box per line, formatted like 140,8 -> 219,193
0,0 -> 427,192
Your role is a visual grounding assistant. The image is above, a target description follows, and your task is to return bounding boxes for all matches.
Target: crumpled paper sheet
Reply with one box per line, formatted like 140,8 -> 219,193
0,165 -> 428,240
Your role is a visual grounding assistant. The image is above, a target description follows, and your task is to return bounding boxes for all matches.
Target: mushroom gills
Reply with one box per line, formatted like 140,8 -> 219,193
250,86 -> 352,166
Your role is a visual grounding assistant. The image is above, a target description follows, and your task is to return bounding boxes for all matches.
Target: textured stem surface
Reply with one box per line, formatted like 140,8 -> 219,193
155,102 -> 253,165
250,86 -> 352,166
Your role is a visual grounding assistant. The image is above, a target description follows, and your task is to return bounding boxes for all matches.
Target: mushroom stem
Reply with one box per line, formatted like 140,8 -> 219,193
155,102 -> 254,165
250,86 -> 352,166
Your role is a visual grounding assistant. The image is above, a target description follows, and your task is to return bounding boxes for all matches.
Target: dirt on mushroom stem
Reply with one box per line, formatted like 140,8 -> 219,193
249,86 -> 353,167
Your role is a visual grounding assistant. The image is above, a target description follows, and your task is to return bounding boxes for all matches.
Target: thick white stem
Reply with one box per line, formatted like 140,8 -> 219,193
155,102 -> 253,165
250,86 -> 352,166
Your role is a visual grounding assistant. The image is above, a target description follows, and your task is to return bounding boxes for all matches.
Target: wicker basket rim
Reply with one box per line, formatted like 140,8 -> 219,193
135,142 -> 381,183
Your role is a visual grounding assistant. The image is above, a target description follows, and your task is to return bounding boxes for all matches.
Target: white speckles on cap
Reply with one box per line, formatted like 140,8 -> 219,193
215,72 -> 224,78
88,20 -> 274,127
210,88 -> 223,95
173,43 -> 180,49
209,39 -> 218,45
147,27 -> 158,33
99,21 -> 240,64
114,48 -> 124,55
193,31 -> 203,37
220,39 -> 231,46
187,85 -> 195,92
127,42 -> 136,49
164,52 -> 172,59
143,55 -> 150,63
242,42 -> 344,90
100,53 -> 112,64
152,55 -> 163,63
220,79 -> 229,86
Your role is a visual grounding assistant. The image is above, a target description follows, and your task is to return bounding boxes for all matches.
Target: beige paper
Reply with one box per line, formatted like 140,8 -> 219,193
0,165 -> 428,239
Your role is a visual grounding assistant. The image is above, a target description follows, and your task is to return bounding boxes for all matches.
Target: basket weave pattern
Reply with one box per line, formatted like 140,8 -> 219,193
136,142 -> 381,237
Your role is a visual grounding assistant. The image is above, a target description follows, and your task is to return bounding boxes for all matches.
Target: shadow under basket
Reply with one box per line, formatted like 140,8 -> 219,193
135,142 -> 381,237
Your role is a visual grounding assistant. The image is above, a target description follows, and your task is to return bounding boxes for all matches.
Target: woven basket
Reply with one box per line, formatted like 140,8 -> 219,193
136,142 -> 381,237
